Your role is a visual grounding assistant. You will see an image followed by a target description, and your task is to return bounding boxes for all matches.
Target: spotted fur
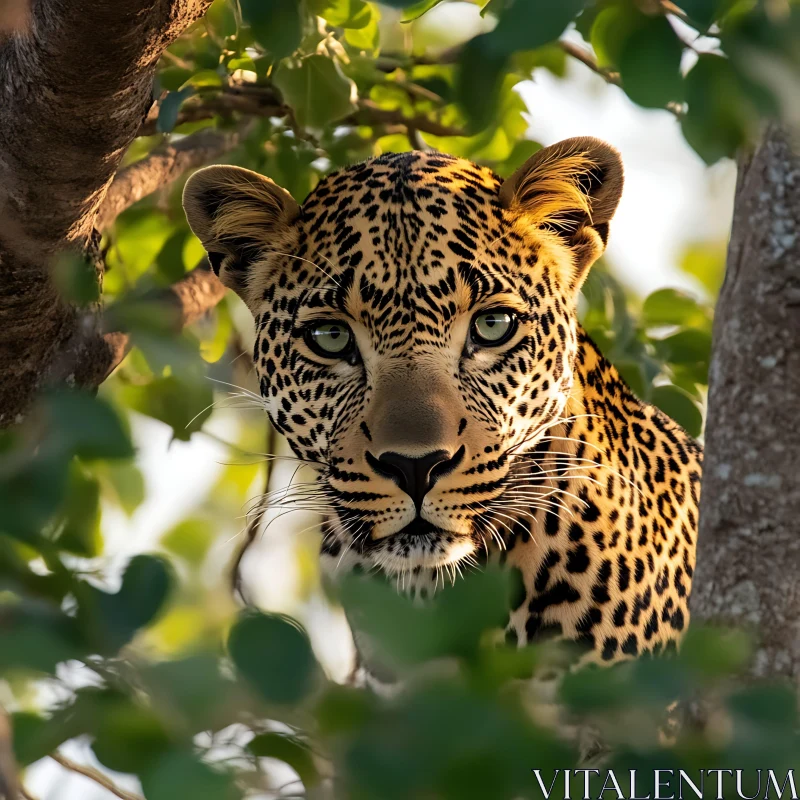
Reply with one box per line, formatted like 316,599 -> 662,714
184,137 -> 702,665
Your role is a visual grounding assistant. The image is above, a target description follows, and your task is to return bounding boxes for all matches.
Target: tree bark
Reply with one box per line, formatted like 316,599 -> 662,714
692,123 -> 800,680
0,0 -> 212,424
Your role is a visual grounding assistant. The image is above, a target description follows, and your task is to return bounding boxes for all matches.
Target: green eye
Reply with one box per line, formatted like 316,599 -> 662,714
305,321 -> 354,358
471,309 -> 517,347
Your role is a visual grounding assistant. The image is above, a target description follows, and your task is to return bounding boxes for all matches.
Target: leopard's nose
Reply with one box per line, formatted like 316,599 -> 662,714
366,447 -> 465,512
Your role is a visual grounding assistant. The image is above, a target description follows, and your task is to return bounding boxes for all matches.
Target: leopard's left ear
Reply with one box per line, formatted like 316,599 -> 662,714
500,137 -> 623,287
183,165 -> 300,304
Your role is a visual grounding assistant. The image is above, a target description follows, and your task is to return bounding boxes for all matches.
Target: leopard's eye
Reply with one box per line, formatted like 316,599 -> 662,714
471,309 -> 517,347
304,321 -> 354,358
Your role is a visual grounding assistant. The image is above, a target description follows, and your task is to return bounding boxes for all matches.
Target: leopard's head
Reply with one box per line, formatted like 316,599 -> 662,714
183,138 -> 623,579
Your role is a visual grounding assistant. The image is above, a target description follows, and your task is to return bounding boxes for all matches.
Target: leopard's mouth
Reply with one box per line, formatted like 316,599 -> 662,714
396,517 -> 438,537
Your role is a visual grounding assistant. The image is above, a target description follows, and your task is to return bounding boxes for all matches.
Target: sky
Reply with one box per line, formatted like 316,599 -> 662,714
23,17 -> 737,800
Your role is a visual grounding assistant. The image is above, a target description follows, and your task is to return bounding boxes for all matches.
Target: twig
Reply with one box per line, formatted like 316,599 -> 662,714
138,90 -> 284,137
558,40 -> 621,86
557,39 -> 684,118
97,123 -> 252,230
353,100 -> 464,138
375,47 -> 462,71
50,753 -> 143,800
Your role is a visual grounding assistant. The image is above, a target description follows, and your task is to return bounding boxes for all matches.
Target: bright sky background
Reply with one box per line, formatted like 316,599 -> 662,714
25,11 -> 736,798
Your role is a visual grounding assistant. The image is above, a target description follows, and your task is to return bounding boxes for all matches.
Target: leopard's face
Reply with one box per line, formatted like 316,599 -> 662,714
184,141 -> 623,579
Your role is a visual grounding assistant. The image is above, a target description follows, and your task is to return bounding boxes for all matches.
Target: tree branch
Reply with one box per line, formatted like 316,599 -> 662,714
97,124 -> 251,230
557,39 -> 684,117
557,40 -> 621,86
50,753 -> 143,800
137,90 -> 465,141
352,100 -> 464,138
59,261 -> 227,389
0,0 -> 213,424
138,89 -> 285,137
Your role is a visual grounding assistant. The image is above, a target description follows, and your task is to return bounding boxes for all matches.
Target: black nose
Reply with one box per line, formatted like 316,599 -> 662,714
366,446 -> 465,512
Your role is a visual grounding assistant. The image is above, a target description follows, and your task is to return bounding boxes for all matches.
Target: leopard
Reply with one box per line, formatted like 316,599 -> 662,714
183,136 -> 703,674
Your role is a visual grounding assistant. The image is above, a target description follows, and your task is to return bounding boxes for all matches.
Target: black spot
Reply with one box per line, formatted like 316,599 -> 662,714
581,499 -> 601,523
617,553 -> 631,592
529,580 -> 580,614
602,637 -> 618,661
566,544 -> 590,574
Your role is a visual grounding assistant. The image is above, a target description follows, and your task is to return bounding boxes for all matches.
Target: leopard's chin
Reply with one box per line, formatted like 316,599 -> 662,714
368,528 -> 479,577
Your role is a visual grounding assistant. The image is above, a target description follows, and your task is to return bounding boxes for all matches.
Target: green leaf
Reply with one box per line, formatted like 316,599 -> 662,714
513,43 -> 568,78
489,0 -> 584,55
99,461 -> 146,516
161,518 -> 215,566
311,0 -> 372,27
652,327 -> 712,368
494,139 -> 541,178
46,390 -> 134,461
52,252 -> 100,306
0,436 -> 69,542
456,35 -> 510,132
651,384 -> 704,438
241,0 -> 302,60
122,375 -> 212,442
344,5 -> 381,52
158,88 -> 195,134
142,655 -> 236,732
679,626 -> 751,678
248,732 -> 319,787
728,685 -> 799,729
111,208 -> 177,279
642,288 -> 705,328
159,66 -> 194,92
400,0 -> 445,22
12,712 -> 77,766
681,53 -> 764,164
274,55 -> 357,129
142,751 -> 238,800
456,0 -> 583,130
315,685 -> 377,735
91,700 -> 172,774
79,554 -> 174,654
681,0 -> 742,30
591,5 -> 642,68
680,241 -> 727,297
560,663 -> 632,712
228,611 -> 318,705
0,600 -> 84,674
339,568 -> 509,667
54,463 -> 102,557
181,69 -> 224,89
156,231 -> 191,284
618,15 -> 684,109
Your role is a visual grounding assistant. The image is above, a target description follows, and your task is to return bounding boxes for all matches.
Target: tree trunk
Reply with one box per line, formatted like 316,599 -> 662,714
692,123 -> 800,680
0,0 -> 212,424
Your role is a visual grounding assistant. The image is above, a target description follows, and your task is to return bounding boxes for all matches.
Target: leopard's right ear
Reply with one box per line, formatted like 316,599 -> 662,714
182,165 -> 300,303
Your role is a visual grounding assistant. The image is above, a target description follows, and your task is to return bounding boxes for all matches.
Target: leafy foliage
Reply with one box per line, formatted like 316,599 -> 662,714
2,0 -> 796,796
